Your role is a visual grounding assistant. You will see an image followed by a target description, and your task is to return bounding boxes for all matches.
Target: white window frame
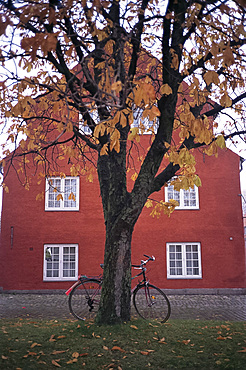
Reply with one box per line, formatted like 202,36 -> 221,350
165,184 -> 199,210
45,177 -> 80,211
166,242 -> 202,279
43,244 -> 78,281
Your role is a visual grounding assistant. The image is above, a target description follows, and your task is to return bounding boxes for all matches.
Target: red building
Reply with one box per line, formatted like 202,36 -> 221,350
0,136 -> 245,292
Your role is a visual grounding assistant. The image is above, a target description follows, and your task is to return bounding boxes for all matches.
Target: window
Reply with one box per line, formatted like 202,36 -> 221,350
132,107 -> 158,134
79,111 -> 97,135
45,177 -> 79,211
43,244 -> 78,281
165,184 -> 199,209
166,243 -> 202,279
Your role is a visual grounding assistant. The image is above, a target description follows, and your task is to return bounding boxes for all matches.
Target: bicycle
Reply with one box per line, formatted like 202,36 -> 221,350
65,254 -> 171,323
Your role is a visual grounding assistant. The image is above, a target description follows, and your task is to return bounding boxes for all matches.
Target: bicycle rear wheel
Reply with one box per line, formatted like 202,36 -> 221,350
68,279 -> 102,321
133,284 -> 171,323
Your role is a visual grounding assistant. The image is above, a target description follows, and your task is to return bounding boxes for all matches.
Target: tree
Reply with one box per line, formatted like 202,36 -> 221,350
0,0 -> 246,324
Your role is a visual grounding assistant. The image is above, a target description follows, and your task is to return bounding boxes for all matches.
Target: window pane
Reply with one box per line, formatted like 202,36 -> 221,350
167,185 -> 180,205
170,253 -> 175,260
183,188 -> 197,207
47,179 -> 61,208
184,244 -> 201,277
62,246 -> 76,278
176,253 -> 182,260
64,178 -> 76,208
168,245 -> 183,276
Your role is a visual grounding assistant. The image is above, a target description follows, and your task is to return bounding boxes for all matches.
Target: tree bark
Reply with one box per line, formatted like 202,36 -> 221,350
95,221 -> 133,324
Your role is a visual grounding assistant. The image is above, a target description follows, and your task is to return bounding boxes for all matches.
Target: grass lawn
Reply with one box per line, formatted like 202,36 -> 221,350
0,318 -> 245,369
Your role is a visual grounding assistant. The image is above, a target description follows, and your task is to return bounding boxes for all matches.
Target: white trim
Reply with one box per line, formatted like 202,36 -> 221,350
165,184 -> 199,210
43,244 -> 78,281
45,177 -> 80,211
166,242 -> 202,279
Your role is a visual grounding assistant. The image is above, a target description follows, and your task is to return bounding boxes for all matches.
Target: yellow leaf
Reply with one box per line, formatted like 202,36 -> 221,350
130,325 -> 138,330
193,175 -> 202,187
68,192 -> 76,202
170,48 -> 179,70
131,172 -> 138,181
111,346 -> 126,353
223,46 -> 234,66
3,184 -> 9,193
51,359 -> 61,367
128,127 -> 139,142
111,81 -> 122,93
220,93 -> 232,107
216,135 -> 226,149
49,334 -> 56,342
56,194 -> 63,201
94,122 -> 106,139
160,84 -> 173,95
217,336 -> 226,340
145,199 -> 153,208
203,71 -> 220,86
182,339 -> 191,345
100,143 -> 109,156
30,342 -> 41,348
87,173 -> 94,183
110,129 -> 121,152
72,352 -> 79,358
140,351 -> 150,355
119,111 -> 127,128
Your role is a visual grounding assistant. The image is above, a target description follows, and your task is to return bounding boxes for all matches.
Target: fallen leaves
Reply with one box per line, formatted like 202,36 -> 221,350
217,336 -> 232,340
30,342 -> 42,348
49,334 -> 56,342
111,346 -> 126,353
237,347 -> 246,353
52,359 -> 61,367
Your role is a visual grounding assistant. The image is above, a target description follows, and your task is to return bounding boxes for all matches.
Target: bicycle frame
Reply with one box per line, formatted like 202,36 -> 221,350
65,254 -> 154,297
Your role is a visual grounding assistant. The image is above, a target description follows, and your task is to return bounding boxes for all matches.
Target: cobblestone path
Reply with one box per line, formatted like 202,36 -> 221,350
0,293 -> 245,321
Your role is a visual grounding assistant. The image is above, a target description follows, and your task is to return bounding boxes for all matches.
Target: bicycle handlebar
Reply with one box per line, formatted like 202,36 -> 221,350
132,254 -> 155,269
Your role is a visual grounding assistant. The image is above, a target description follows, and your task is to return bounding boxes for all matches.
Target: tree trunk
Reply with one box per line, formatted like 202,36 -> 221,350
95,221 -> 133,325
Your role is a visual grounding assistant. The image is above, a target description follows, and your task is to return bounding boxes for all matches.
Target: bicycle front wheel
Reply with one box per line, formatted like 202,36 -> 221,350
133,284 -> 171,323
68,279 -> 102,321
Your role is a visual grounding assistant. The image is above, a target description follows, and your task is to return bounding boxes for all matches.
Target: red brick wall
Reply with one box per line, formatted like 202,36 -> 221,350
0,139 -> 245,290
